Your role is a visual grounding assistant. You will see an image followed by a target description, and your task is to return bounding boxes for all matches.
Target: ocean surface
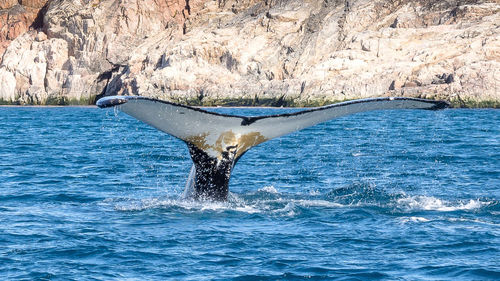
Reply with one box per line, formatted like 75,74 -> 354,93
0,106 -> 498,280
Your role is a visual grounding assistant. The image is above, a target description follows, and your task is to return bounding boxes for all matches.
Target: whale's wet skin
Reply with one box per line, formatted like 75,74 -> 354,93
97,96 -> 448,201
0,107 -> 499,279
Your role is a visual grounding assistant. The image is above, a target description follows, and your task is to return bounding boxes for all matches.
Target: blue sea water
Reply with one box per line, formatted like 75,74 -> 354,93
0,106 -> 498,280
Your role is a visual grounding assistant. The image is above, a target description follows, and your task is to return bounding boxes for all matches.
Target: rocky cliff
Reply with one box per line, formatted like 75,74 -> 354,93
0,0 -> 498,107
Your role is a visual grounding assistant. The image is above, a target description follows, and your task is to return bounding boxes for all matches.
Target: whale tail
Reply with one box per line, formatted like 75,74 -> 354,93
97,96 -> 448,200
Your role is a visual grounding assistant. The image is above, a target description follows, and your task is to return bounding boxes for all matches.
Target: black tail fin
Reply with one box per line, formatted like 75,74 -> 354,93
98,96 -> 448,200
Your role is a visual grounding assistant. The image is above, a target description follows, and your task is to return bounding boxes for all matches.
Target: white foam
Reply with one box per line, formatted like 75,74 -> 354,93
112,196 -> 263,214
308,189 -> 321,196
400,216 -> 430,223
109,192 -> 491,216
258,185 -> 278,193
274,202 -> 296,216
397,196 -> 487,212
233,205 -> 261,214
199,201 -> 230,211
295,199 -> 344,208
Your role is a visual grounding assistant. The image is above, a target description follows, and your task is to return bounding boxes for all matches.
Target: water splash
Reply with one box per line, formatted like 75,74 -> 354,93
107,185 -> 495,217
399,216 -> 430,223
258,185 -> 278,193
395,196 -> 491,212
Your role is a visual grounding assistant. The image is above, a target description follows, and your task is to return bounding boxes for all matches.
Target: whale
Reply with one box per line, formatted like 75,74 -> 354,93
97,96 -> 449,201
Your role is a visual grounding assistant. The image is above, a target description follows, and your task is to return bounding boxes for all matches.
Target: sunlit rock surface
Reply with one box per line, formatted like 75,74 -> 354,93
0,0 -> 498,106
0,0 -> 48,58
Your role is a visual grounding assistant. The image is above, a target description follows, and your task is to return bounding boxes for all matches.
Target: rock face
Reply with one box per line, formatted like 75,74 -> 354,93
0,0 -> 498,107
0,0 -> 48,57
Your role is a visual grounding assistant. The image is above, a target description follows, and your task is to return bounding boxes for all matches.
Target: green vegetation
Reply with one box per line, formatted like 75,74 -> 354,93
0,95 -> 96,106
182,97 -> 347,107
172,96 -> 500,108
449,98 -> 500,109
0,99 -> 13,105
45,96 -> 96,106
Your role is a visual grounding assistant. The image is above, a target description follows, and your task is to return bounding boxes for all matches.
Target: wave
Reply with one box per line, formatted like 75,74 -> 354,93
105,182 -> 497,217
394,196 -> 491,212
112,197 -> 261,214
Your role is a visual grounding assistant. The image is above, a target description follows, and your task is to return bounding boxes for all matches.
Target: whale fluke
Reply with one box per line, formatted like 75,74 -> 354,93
97,96 -> 449,201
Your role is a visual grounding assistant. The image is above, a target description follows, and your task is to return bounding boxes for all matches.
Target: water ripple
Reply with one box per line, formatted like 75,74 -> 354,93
0,107 -> 498,279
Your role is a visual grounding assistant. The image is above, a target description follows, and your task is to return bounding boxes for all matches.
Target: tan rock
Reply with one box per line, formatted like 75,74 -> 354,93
35,31 -> 47,41
0,0 -> 19,10
0,68 -> 16,102
0,1 -> 49,58
20,0 -> 47,9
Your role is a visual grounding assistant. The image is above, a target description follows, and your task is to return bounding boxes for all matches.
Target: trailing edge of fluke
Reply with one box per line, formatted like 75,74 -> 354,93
97,95 -> 449,201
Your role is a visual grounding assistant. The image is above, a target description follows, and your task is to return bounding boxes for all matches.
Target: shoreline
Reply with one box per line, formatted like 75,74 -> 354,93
0,105 -> 98,108
0,99 -> 499,109
1,104 -> 499,109
0,104 -> 300,109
